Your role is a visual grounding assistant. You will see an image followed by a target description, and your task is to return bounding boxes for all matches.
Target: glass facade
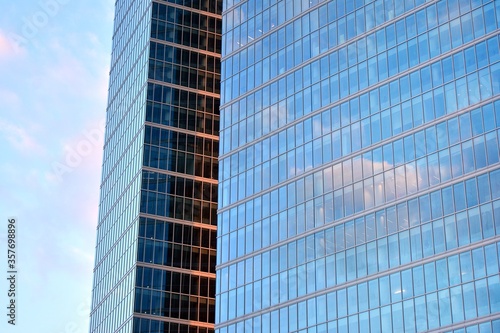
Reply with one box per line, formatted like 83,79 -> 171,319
90,1 -> 222,332
216,0 -> 500,332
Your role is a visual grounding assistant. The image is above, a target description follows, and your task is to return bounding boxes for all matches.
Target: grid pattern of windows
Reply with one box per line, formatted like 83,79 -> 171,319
216,169 -> 500,321
216,241 -> 500,332
222,0 -> 498,104
217,102 -> 500,260
91,0 -> 221,333
139,217 -> 216,246
136,266 -> 216,297
137,217 -> 217,271
217,0 -> 500,332
134,0 -> 220,331
219,36 -> 500,182
140,170 -> 218,224
133,317 -> 215,333
145,125 -> 219,157
143,123 -> 219,180
220,22 -> 500,158
134,266 -> 215,322
149,42 -> 221,93
146,86 -> 220,135
151,2 -> 222,53
134,0 -> 221,331
90,0 -> 151,332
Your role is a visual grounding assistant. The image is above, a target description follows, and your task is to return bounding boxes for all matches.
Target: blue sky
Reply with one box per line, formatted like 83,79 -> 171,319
0,1 -> 114,332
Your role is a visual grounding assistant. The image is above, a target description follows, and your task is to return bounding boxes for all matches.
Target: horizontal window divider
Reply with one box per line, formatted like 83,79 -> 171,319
137,260 -> 216,278
148,78 -> 221,98
150,37 -> 222,59
145,121 -> 219,141
142,166 -> 219,185
140,212 -> 217,231
134,312 -> 215,329
155,0 -> 222,19
425,313 -> 500,333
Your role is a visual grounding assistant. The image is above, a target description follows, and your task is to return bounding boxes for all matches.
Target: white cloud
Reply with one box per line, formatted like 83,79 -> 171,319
0,118 -> 45,154
0,88 -> 21,110
70,246 -> 95,267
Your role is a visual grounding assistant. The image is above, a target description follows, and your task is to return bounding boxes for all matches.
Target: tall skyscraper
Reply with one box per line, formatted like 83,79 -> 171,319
89,1 -> 222,332
217,0 -> 500,332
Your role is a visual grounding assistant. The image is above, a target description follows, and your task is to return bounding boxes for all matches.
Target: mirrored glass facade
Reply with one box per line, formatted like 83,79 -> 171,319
90,1 -> 222,332
216,0 -> 500,332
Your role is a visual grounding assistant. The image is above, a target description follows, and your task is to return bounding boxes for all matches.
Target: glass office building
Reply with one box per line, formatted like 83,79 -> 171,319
217,0 -> 500,332
89,1 -> 222,332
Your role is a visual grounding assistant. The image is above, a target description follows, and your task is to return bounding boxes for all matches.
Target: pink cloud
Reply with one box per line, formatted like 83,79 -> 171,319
0,32 -> 14,56
0,29 -> 25,59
